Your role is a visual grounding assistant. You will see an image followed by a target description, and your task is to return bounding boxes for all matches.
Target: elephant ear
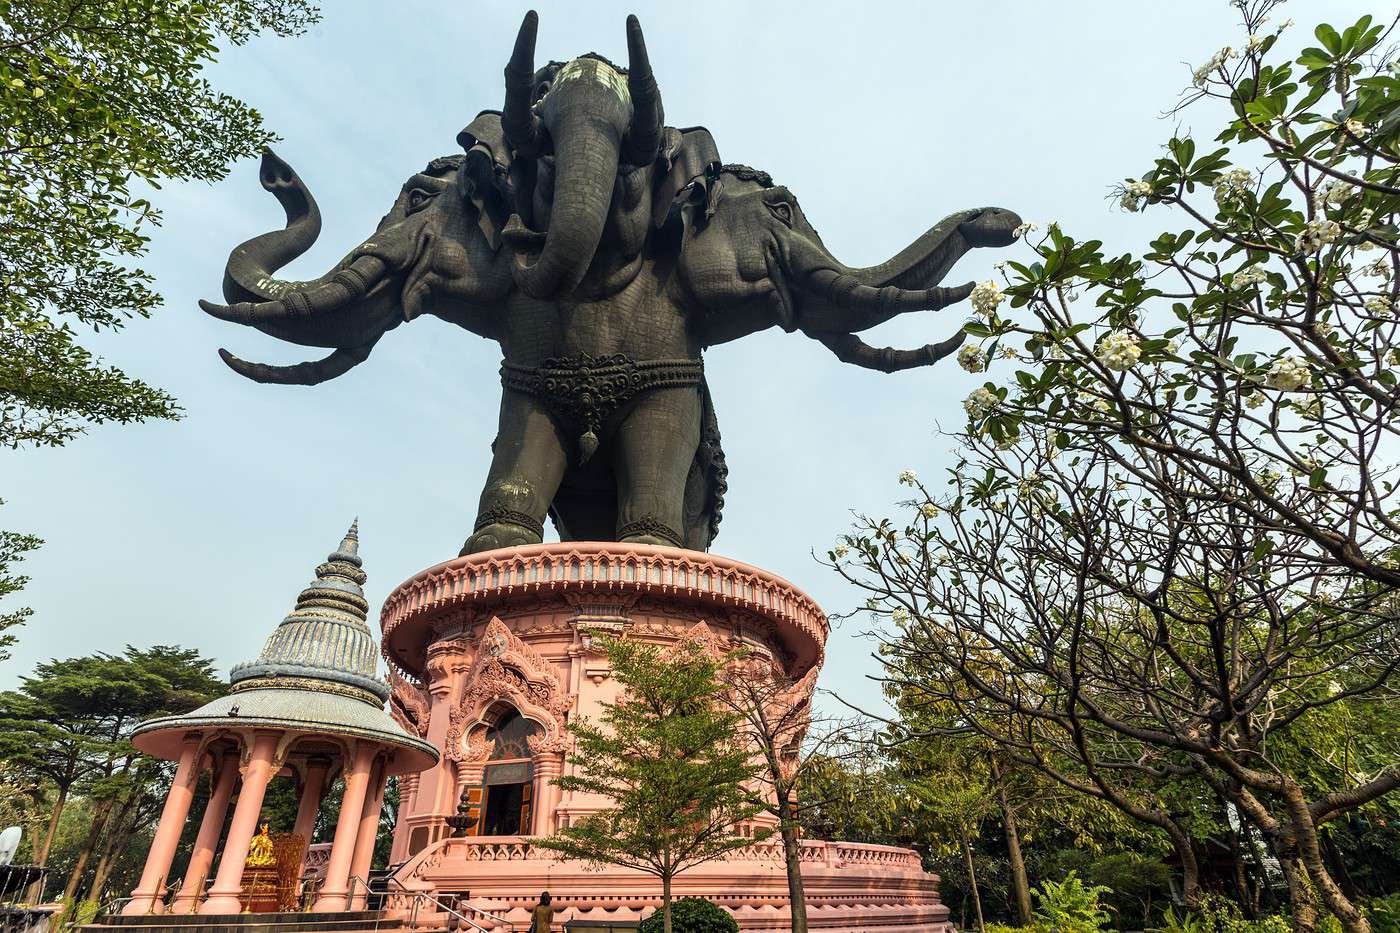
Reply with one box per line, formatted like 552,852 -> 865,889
456,110 -> 515,251
652,126 -> 721,236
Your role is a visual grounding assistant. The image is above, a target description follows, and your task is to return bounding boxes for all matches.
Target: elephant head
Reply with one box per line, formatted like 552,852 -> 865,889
672,164 -> 1022,369
201,149 -> 513,384
494,11 -> 667,300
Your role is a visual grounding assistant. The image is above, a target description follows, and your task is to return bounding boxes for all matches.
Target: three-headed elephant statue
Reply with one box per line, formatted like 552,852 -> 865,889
201,11 -> 1022,555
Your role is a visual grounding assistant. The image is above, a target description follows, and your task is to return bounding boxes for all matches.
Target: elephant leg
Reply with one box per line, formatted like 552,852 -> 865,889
461,389 -> 569,555
612,386 -> 701,549
550,484 -> 618,543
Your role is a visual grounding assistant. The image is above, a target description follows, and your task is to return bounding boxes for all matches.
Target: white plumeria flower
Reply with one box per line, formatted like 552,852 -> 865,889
1297,218 -> 1341,253
957,343 -> 986,373
1344,119 -> 1367,137
920,502 -> 940,519
1295,396 -> 1323,420
964,386 -> 999,418
1077,390 -> 1111,413
1095,330 -> 1141,371
1012,222 -> 1037,238
1364,295 -> 1394,315
1264,355 -> 1311,391
970,280 -> 1005,316
891,608 -> 910,625
1213,167 -> 1253,204
1120,179 -> 1152,212
898,469 -> 918,486
1234,265 -> 1268,287
1359,258 -> 1390,279
1319,178 -> 1356,207
1193,47 -> 1236,86
832,543 -> 849,558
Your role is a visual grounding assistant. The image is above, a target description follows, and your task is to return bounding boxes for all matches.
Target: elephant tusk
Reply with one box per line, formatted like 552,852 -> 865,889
199,255 -> 387,325
218,341 -> 377,386
805,268 -> 973,314
623,14 -> 663,166
502,10 -> 545,158
815,329 -> 967,373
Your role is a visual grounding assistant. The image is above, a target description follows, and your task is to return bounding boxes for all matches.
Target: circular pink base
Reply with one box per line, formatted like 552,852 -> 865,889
379,543 -> 951,931
387,836 -> 952,931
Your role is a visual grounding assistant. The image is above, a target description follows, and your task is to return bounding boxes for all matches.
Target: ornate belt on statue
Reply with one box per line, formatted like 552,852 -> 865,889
501,353 -> 704,462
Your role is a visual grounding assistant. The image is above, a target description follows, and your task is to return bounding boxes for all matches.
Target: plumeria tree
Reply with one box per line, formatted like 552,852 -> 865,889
835,4 -> 1400,932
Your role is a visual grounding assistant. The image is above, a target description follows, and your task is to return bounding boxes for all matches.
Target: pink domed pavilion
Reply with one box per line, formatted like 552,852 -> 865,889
119,523 -> 437,920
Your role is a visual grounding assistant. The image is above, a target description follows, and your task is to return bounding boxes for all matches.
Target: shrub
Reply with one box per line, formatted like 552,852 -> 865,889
1032,871 -> 1112,932
1150,895 -> 1310,933
638,897 -> 738,933
1368,894 -> 1400,933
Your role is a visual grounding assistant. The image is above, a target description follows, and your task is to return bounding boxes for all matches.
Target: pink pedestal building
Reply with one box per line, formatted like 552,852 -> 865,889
379,542 -> 953,932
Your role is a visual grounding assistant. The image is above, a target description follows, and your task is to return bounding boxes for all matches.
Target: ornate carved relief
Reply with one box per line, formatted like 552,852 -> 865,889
667,620 -> 727,660
389,669 -> 432,738
444,617 -> 570,762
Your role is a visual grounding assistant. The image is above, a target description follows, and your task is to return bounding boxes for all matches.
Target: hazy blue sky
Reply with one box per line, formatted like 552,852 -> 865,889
0,0 -> 1375,713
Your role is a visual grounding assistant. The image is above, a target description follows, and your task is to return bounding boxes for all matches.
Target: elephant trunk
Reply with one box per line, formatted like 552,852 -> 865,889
222,149 -> 325,305
841,207 -> 1022,290
513,109 -> 626,300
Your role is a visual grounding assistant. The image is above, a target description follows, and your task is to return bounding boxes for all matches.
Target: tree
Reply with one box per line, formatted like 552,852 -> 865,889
794,748 -> 907,849
535,635 -> 763,933
835,5 -> 1400,931
0,503 -> 39,660
716,657 -> 856,933
0,0 -> 320,651
0,646 -> 223,899
0,0 -> 319,449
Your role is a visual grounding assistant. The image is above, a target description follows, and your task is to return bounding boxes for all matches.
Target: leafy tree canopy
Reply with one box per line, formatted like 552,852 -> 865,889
0,0 -> 320,450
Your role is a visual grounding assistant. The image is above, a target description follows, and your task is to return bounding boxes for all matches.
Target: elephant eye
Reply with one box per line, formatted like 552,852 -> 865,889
406,187 -> 436,214
767,200 -> 794,227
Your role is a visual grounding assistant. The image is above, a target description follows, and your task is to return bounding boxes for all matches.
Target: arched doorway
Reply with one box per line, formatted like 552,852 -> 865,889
477,707 -> 540,836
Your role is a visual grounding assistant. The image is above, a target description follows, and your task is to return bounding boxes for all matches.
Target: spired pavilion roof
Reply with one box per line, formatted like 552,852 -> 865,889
132,522 -> 438,774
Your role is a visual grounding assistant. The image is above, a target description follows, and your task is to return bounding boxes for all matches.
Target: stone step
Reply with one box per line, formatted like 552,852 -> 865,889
93,911 -> 388,927
79,912 -> 403,933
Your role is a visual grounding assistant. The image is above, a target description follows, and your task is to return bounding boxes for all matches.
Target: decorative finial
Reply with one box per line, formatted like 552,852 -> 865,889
330,518 -> 361,565
228,516 -> 385,704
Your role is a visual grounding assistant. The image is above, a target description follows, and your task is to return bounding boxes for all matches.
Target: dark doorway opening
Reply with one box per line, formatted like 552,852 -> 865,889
481,781 -> 529,835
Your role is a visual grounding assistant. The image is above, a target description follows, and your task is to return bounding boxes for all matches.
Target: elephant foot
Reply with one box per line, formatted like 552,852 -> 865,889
620,533 -> 672,547
460,508 -> 546,555
617,516 -> 684,549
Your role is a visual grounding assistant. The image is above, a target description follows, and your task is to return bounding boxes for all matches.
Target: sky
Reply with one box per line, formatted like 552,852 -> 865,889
0,0 -> 1379,714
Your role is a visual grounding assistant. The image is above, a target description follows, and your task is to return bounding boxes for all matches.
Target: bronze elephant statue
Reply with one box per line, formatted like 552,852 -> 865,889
201,11 -> 1021,555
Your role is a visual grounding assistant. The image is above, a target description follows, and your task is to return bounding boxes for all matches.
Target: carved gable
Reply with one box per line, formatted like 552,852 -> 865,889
446,617 -> 570,762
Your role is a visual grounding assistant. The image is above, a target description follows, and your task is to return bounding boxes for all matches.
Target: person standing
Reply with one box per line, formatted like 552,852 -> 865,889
530,891 -> 554,933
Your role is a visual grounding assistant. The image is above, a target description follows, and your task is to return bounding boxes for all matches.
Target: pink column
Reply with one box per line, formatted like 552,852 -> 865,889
388,772 -> 419,863
168,753 -> 239,914
347,756 -> 388,910
313,743 -> 376,912
200,731 -> 280,915
293,757 -> 331,847
122,736 -> 201,915
531,753 -> 564,837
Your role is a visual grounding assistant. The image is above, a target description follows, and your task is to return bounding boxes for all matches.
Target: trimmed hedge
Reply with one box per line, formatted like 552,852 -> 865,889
637,897 -> 738,933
